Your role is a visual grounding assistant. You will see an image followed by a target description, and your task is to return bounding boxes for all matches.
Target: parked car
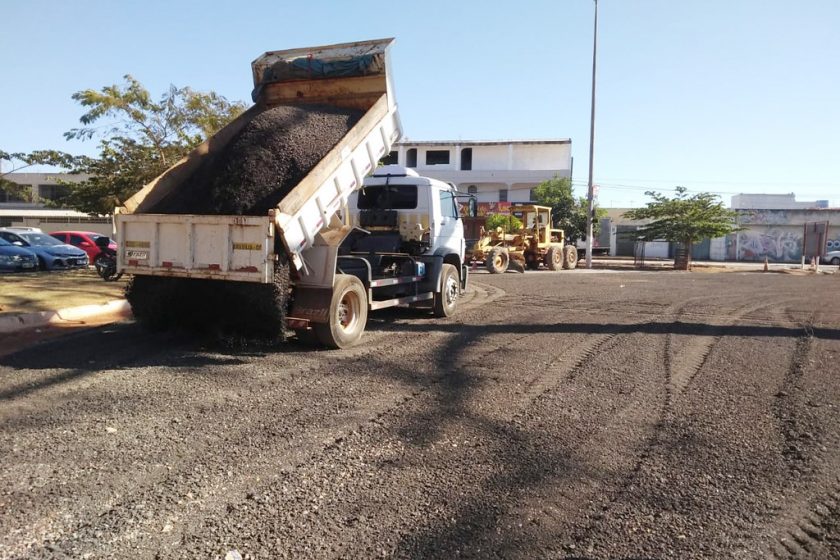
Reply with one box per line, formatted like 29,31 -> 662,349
50,230 -> 118,266
0,237 -> 39,272
821,250 -> 840,266
0,228 -> 89,270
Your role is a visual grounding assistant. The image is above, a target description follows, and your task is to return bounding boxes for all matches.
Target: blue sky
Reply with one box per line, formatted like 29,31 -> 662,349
1,0 -> 838,207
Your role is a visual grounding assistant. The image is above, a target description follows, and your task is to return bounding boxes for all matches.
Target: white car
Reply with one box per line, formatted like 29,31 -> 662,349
821,250 -> 840,266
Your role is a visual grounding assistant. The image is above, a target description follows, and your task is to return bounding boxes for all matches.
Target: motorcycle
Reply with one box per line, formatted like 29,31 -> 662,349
93,236 -> 124,281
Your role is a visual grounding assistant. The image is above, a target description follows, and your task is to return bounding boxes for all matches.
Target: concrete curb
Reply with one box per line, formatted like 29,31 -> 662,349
0,299 -> 131,334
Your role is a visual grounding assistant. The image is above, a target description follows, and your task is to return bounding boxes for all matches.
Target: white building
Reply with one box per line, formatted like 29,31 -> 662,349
731,193 -> 828,210
0,172 -> 110,232
384,140 -> 572,203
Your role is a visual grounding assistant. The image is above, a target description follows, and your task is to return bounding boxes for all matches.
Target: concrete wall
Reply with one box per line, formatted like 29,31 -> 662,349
734,209 -> 840,262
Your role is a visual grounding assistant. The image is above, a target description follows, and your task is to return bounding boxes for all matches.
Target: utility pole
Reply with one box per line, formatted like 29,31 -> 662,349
585,0 -> 598,269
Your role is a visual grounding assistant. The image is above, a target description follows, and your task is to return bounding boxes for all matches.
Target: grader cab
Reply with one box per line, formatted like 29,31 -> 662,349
470,205 -> 578,273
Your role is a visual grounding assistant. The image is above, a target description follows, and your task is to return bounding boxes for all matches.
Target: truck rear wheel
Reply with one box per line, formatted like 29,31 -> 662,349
314,274 -> 368,349
485,247 -> 509,274
433,264 -> 459,317
546,246 -> 563,271
562,245 -> 578,269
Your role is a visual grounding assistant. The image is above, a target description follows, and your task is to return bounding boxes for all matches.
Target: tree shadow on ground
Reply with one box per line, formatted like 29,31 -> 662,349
350,315 -> 806,558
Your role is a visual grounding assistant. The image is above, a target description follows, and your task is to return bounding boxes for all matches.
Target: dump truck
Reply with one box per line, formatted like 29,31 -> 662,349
114,39 -> 469,348
468,205 -> 578,273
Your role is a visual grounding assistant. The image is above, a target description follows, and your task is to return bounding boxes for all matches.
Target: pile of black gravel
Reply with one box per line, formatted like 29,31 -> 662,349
149,104 -> 363,215
129,104 -> 361,340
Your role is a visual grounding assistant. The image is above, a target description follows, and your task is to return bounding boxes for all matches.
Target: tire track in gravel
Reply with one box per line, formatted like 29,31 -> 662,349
135,286 -> 680,553
666,299 -> 799,399
554,294 -> 802,558
8,284 -> 533,558
761,303 -> 840,560
0,319 -> 457,559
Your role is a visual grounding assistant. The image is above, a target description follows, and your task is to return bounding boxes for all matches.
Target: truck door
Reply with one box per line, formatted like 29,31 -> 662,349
434,187 -> 465,257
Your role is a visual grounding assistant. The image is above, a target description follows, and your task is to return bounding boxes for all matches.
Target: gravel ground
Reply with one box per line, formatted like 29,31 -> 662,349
1,270 -> 840,559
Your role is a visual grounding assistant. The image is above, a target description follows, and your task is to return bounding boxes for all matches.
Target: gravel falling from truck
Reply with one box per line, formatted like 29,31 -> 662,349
126,104 -> 363,340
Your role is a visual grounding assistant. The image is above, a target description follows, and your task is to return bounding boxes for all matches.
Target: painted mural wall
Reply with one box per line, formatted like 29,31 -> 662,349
735,209 -> 840,262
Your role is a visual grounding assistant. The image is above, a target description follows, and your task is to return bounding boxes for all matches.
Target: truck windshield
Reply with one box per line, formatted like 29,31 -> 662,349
357,185 -> 417,210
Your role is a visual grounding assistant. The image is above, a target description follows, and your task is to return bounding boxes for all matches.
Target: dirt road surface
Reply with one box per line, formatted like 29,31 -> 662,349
2,270 -> 839,559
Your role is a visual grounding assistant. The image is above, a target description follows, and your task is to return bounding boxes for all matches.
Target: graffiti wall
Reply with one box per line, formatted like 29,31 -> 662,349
737,227 -> 802,262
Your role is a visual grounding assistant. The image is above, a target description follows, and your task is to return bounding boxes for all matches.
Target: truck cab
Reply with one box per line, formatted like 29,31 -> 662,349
349,165 -> 465,267
287,166 -> 468,348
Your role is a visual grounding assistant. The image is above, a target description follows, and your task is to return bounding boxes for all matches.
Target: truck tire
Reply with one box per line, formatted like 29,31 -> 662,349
314,274 -> 368,349
546,246 -> 563,271
562,245 -> 578,269
485,247 -> 509,274
433,264 -> 459,317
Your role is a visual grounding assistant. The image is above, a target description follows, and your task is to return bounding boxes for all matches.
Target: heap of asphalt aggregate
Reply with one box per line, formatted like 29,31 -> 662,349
128,104 -> 361,339
150,104 -> 363,215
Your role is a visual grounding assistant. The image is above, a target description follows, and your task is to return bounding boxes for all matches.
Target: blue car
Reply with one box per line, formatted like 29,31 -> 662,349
0,228 -> 89,270
0,237 -> 39,272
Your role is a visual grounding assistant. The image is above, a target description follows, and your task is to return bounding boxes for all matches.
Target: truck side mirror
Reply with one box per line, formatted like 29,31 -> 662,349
468,197 -> 477,218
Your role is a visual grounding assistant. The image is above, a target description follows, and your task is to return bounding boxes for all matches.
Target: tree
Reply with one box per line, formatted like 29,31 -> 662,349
531,175 -> 606,243
485,213 -> 523,232
4,76 -> 247,214
623,186 -> 741,270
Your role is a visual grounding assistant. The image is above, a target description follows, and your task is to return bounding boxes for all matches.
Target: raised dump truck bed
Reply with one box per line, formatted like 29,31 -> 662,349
115,38 -> 401,282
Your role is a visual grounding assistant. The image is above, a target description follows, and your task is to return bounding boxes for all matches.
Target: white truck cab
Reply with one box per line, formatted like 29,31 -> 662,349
349,165 -> 465,264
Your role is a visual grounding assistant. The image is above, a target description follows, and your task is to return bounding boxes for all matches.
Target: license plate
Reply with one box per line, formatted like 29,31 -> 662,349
22,262 -> 35,268
127,250 -> 149,259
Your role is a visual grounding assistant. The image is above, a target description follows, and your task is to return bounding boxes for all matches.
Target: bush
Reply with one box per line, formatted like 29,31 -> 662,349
486,213 -> 523,231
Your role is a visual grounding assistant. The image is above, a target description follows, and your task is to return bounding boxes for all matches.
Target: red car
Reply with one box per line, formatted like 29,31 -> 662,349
50,231 -> 117,266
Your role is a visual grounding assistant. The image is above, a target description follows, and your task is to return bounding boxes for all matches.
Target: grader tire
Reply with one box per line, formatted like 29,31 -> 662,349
485,247 -> 510,274
314,274 -> 368,349
546,246 -> 563,271
562,245 -> 579,269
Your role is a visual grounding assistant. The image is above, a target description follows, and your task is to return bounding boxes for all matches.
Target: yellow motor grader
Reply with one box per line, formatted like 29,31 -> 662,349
469,205 -> 578,273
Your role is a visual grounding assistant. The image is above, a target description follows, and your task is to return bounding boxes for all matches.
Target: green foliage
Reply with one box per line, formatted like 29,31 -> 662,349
60,75 -> 247,214
2,76 -> 247,214
623,186 -> 741,267
485,213 -> 523,231
531,176 -> 607,242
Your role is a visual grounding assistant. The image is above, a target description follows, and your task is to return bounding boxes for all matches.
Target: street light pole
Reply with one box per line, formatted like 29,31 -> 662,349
585,0 -> 598,269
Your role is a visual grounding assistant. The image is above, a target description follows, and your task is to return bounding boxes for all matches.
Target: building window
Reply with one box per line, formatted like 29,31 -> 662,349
406,148 -> 417,168
38,184 -> 69,201
467,185 -> 477,195
0,183 -> 32,203
460,148 -> 472,170
499,189 -> 508,203
529,188 -> 538,201
425,150 -> 450,165
380,150 -> 398,166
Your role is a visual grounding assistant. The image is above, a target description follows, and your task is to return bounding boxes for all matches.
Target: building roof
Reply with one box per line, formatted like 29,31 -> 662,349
0,208 -> 91,218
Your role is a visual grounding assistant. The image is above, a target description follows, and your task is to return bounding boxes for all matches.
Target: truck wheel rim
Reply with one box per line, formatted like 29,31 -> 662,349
338,291 -> 361,332
444,275 -> 458,306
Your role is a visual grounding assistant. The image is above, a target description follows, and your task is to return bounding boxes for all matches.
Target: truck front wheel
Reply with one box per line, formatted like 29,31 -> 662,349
314,274 -> 368,349
433,264 -> 459,317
